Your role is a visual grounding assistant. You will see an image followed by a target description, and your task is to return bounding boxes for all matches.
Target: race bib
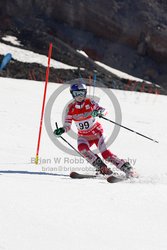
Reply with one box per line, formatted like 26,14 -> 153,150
75,117 -> 95,131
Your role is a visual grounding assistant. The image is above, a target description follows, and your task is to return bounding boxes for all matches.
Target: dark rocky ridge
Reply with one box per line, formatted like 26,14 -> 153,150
0,0 -> 167,94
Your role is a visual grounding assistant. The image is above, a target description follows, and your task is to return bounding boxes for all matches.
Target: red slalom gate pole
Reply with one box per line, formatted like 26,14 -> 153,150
35,43 -> 53,164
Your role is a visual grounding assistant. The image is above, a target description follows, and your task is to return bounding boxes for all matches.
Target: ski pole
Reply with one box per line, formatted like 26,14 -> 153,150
93,70 -> 97,99
54,123 -> 103,175
55,123 -> 84,157
101,116 -> 159,143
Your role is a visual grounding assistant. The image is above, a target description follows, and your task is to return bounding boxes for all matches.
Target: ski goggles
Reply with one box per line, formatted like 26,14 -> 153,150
72,90 -> 86,97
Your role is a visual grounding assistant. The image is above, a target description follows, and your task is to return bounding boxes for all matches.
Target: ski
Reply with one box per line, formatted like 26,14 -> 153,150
107,171 -> 139,183
107,175 -> 126,183
70,170 -> 139,183
70,171 -> 127,183
70,171 -> 97,179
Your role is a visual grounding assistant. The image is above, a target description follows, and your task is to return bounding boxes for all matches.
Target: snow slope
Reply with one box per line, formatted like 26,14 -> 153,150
0,76 -> 167,250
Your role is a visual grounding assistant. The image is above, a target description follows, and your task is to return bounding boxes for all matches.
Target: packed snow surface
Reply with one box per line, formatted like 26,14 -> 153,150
0,76 -> 167,250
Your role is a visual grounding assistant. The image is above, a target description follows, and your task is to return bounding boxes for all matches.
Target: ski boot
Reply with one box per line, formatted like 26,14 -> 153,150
92,155 -> 113,175
120,162 -> 138,178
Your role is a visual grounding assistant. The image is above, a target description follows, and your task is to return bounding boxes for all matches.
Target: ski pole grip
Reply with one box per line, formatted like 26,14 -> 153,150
55,122 -> 58,129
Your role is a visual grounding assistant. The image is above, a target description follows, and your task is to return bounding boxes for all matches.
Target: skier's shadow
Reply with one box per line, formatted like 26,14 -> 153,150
0,170 -> 68,177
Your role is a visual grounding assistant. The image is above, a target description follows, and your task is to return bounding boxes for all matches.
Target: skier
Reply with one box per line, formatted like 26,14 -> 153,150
54,81 -> 136,177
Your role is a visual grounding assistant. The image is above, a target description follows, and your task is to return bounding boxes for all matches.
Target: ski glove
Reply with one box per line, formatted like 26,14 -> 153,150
92,110 -> 104,118
53,127 -> 65,137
